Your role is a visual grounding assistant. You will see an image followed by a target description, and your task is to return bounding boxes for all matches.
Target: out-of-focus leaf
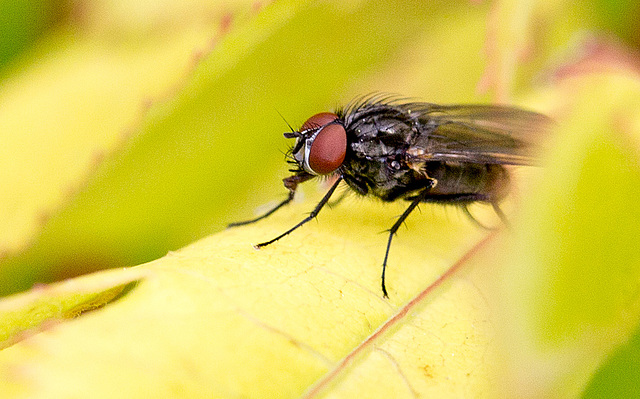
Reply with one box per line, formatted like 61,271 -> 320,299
0,0 -> 65,72
591,0 -> 640,47
493,71 -> 640,397
582,321 -> 640,399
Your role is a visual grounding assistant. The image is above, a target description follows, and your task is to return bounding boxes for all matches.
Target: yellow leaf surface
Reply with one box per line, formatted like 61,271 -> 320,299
0,188 -> 497,398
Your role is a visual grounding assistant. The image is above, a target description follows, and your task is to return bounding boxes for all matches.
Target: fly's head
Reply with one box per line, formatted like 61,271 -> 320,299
284,112 -> 348,177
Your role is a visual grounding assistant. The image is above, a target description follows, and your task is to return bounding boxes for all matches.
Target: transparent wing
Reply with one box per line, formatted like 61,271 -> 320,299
405,103 -> 552,165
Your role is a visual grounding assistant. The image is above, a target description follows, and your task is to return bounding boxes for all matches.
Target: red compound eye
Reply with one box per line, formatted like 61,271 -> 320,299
307,120 -> 347,175
300,112 -> 339,131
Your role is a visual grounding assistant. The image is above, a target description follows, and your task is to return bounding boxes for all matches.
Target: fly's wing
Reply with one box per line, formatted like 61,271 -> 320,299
405,103 -> 552,165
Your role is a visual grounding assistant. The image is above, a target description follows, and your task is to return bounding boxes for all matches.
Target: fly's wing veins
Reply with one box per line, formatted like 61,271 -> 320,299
403,103 -> 552,165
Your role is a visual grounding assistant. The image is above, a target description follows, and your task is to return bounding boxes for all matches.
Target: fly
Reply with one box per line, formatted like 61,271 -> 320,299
229,95 -> 551,298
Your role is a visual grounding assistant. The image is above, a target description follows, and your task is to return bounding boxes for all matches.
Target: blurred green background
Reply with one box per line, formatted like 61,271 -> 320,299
1,0 -> 640,396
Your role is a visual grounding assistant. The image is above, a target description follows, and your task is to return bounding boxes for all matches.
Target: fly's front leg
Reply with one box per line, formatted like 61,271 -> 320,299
255,176 -> 343,248
228,173 -> 313,228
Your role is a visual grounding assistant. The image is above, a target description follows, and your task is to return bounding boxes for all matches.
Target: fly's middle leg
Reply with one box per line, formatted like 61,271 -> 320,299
381,180 -> 435,298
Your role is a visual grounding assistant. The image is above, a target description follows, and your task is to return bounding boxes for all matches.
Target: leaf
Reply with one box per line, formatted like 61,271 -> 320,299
0,190 -> 496,397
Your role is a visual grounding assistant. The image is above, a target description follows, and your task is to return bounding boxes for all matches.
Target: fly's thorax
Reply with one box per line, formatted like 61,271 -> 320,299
341,142 -> 430,202
339,113 -> 428,200
346,113 -> 418,158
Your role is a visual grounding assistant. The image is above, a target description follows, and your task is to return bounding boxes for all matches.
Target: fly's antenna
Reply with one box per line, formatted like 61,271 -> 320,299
275,109 -> 296,133
275,108 -> 303,140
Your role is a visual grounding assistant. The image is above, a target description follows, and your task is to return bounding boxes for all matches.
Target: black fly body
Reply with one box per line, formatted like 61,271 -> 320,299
229,95 -> 551,297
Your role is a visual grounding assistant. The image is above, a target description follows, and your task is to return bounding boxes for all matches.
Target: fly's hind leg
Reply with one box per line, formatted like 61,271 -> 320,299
458,199 -> 510,230
461,204 -> 492,229
461,203 -> 512,230
491,202 -> 510,228
421,193 -> 510,229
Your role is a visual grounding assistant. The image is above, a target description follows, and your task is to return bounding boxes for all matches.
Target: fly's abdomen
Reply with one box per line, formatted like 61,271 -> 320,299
424,162 -> 510,202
